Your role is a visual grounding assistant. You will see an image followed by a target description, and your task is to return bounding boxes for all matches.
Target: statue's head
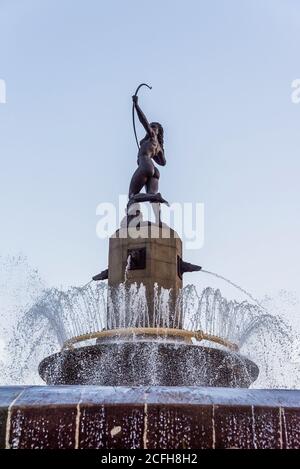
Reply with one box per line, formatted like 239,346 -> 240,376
150,122 -> 164,148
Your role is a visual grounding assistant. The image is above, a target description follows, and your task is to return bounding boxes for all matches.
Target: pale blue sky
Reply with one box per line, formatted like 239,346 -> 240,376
0,0 -> 300,302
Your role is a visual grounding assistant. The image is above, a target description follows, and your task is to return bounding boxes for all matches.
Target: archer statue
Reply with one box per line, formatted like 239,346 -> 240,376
91,85 -> 202,282
128,84 -> 169,224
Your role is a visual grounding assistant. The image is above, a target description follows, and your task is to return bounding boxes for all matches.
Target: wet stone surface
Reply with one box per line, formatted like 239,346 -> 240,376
1,386 -> 300,449
253,406 -> 281,449
10,405 -> 77,449
39,342 -> 259,388
79,404 -> 144,449
146,405 -> 214,449
0,407 -> 8,449
283,408 -> 300,449
0,386 -> 26,449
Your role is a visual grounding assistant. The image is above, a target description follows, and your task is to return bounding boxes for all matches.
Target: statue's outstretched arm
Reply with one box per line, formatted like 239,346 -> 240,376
133,96 -> 152,136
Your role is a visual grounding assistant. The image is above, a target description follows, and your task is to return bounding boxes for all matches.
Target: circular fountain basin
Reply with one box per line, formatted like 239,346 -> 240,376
39,341 -> 259,387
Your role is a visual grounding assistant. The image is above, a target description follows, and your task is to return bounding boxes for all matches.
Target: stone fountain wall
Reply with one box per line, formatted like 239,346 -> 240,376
1,386 -> 300,449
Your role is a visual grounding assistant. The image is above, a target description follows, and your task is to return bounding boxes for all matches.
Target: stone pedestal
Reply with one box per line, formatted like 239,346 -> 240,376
108,222 -> 182,328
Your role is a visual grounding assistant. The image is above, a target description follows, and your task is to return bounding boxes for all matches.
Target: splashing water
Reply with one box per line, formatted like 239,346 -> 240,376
201,269 -> 266,309
80,280 -> 93,290
0,256 -> 299,389
124,254 -> 131,283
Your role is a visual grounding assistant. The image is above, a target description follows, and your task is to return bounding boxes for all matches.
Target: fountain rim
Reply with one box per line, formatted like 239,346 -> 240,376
61,327 -> 239,352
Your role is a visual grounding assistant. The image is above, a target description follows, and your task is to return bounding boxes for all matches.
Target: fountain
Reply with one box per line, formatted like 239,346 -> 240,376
0,86 -> 300,450
38,222 -> 258,388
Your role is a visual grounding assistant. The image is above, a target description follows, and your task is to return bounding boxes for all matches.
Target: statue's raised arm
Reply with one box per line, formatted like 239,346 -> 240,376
132,96 -> 152,137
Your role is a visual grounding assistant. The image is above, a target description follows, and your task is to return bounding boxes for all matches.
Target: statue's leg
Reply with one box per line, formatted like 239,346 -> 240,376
146,167 -> 160,195
147,168 -> 161,223
128,167 -> 147,199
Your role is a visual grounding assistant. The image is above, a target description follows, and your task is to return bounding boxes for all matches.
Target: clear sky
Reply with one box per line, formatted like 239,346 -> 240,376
0,0 -> 300,304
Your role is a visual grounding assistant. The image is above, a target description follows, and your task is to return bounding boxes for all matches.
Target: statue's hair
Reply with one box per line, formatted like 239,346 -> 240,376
150,122 -> 164,149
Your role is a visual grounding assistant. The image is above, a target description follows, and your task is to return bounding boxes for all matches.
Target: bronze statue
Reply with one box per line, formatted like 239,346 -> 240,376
128,87 -> 169,223
92,85 -> 202,283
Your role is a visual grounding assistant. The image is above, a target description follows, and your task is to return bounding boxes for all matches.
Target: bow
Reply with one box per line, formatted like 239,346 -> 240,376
132,83 -> 152,149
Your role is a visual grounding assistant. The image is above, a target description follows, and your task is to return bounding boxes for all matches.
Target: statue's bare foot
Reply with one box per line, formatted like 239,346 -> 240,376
127,193 -> 170,208
155,193 -> 170,207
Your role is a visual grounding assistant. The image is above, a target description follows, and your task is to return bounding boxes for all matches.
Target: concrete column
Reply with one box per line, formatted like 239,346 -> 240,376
107,222 -> 183,328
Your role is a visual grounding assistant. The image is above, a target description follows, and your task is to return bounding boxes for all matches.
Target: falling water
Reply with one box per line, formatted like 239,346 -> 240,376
0,256 -> 299,388
124,255 -> 131,282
